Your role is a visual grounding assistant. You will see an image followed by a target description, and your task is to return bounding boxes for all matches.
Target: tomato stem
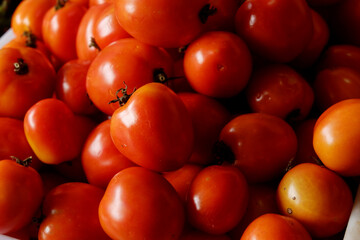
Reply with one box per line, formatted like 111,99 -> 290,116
212,140 -> 235,165
55,0 -> 67,10
89,37 -> 101,51
108,82 -> 136,107
199,4 -> 217,24
23,30 -> 37,48
13,58 -> 29,75
11,156 -> 32,167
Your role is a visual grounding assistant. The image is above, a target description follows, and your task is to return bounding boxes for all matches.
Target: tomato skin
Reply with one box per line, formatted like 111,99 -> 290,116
23,98 -> 95,165
0,47 -> 56,119
86,38 -> 174,116
179,229 -> 231,240
183,31 -> 252,98
317,44 -> 360,71
186,165 -> 249,235
240,213 -> 312,240
235,0 -> 313,63
276,163 -> 353,238
313,99 -> 360,176
82,119 -> 136,189
39,182 -> 111,240
218,113 -> 298,183
98,166 -> 185,240
110,83 -> 194,172
0,159 -> 43,234
245,64 -> 314,122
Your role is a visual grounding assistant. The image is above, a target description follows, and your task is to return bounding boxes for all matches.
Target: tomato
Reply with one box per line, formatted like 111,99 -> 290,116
0,47 -> 56,119
110,83 -> 194,172
202,0 -> 238,32
235,0 -> 313,63
0,158 -> 43,234
0,117 -> 42,170
86,38 -> 174,116
23,98 -> 96,165
98,166 -> 185,240
183,31 -> 252,98
186,165 -> 249,235
55,59 -> 100,116
178,92 -> 231,165
11,0 -> 56,40
81,119 -> 136,189
54,156 -> 88,182
245,64 -> 314,122
277,163 -> 353,238
179,229 -> 231,240
313,98 -> 360,176
217,113 -> 298,183
89,0 -> 113,7
38,182 -> 110,240
313,67 -> 360,111
42,1 -> 87,63
114,0 -> 217,48
240,213 -> 312,240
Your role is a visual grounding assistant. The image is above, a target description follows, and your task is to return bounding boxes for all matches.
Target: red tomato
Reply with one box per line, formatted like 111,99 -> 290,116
179,229 -> 231,240
186,165 -> 249,235
318,44 -> 360,71
217,113 -> 298,183
277,163 -> 353,238
245,64 -> 314,122
203,0 -> 238,32
313,98 -> 360,176
86,38 -> 174,116
183,31 -> 252,98
89,0 -> 113,7
38,182 -> 111,240
178,92 -> 231,165
313,67 -> 360,111
0,158 -> 43,234
11,0 -> 56,40
0,47 -> 56,119
55,59 -> 100,115
240,213 -> 312,240
81,119 -> 136,189
54,156 -> 88,182
98,166 -> 185,240
235,0 -> 313,63
114,0 -> 217,48
110,83 -> 194,172
42,1 -> 87,63
23,98 -> 96,165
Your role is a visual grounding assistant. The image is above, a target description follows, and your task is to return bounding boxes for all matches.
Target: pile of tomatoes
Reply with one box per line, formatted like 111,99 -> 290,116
1,0 -> 360,239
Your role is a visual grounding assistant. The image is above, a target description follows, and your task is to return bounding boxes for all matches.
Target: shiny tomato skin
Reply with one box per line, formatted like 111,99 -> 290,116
0,159 -> 43,234
235,0 -> 313,63
98,166 -> 185,240
81,119 -> 136,189
277,163 -> 353,238
179,229 -> 231,240
313,99 -> 360,176
110,83 -> 194,172
39,182 -> 111,240
0,47 -> 56,119
318,44 -> 360,71
240,213 -> 312,240
186,165 -> 249,235
183,31 -> 252,98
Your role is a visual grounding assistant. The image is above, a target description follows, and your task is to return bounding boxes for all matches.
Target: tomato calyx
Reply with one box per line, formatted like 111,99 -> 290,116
89,37 -> 101,51
23,31 -> 37,48
108,82 -> 136,107
213,140 -> 236,165
13,58 -> 29,75
10,156 -> 33,167
55,0 -> 68,10
199,4 -> 217,24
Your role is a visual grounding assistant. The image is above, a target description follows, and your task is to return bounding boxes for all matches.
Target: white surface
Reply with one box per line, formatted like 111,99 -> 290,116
344,184 -> 360,240
0,28 -> 15,48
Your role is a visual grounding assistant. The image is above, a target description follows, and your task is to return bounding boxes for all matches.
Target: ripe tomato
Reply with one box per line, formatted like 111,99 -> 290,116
42,1 -> 87,63
317,44 -> 360,71
86,38 -> 174,116
276,163 -> 353,238
179,229 -> 231,240
110,83 -> 194,172
183,31 -> 252,98
313,98 -> 360,176
23,98 -> 96,165
0,47 -> 56,119
0,158 -> 43,234
81,119 -> 136,189
114,0 -> 217,48
202,0 -> 238,32
217,113 -> 298,183
235,0 -> 313,63
186,165 -> 249,235
240,213 -> 312,240
98,166 -> 185,240
38,182 -> 111,240
245,64 -> 314,122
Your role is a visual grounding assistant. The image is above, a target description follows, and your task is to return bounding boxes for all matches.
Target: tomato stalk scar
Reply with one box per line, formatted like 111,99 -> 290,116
13,58 -> 29,75
199,4 -> 217,24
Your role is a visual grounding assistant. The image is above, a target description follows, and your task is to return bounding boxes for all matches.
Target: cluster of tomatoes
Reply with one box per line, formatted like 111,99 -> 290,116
1,0 -> 360,239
